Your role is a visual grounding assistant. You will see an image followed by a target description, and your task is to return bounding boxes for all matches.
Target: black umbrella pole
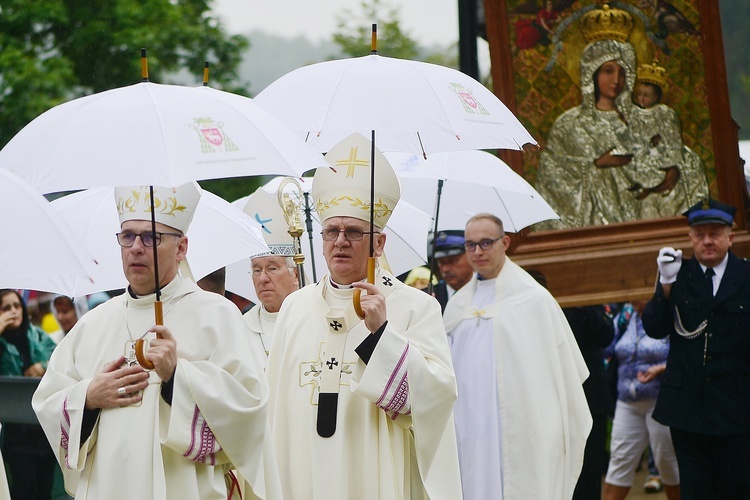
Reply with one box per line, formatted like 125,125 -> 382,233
303,191 -> 317,282
427,179 -> 444,295
135,186 -> 162,370
149,185 -> 162,303
354,130 -> 377,320
369,129 -> 376,259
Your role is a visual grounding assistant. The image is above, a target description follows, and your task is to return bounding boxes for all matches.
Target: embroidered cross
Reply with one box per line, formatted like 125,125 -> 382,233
326,357 -> 339,370
336,146 -> 369,178
472,309 -> 487,326
299,343 -> 355,405
382,276 -> 393,286
330,320 -> 342,331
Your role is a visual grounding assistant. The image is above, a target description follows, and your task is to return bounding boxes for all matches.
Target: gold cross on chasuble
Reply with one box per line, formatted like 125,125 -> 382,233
335,146 -> 369,177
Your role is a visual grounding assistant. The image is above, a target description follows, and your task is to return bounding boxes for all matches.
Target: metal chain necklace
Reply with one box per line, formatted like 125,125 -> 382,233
673,306 -> 707,339
122,292 -> 192,366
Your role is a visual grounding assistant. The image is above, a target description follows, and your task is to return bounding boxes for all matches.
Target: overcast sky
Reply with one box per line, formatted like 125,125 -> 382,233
212,0 -> 460,45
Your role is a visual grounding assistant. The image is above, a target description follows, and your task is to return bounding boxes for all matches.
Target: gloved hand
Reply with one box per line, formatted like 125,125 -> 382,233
657,247 -> 682,284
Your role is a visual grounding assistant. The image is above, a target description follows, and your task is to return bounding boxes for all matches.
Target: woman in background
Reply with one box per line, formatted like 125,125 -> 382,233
0,289 -> 57,499
603,300 -> 679,500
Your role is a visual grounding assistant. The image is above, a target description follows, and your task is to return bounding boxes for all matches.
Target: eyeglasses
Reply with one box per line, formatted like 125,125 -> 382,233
320,227 -> 380,241
115,231 -> 182,248
252,265 -> 289,277
464,236 -> 503,252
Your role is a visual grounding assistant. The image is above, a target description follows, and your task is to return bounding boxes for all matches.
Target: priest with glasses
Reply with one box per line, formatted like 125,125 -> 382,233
444,212 -> 591,499
265,133 -> 462,500
33,183 -> 275,499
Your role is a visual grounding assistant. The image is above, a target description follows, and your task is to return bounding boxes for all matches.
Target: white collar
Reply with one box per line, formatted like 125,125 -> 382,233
259,304 -> 279,322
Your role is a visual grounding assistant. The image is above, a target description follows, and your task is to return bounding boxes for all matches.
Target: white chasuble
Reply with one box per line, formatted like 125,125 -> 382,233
445,258 -> 592,500
32,276 -> 279,499
266,268 -> 463,500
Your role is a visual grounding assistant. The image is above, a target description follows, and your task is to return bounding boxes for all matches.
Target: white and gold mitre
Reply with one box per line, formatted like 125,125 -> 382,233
114,182 -> 201,233
313,133 -> 401,228
580,3 -> 634,43
242,186 -> 295,258
637,59 -> 668,88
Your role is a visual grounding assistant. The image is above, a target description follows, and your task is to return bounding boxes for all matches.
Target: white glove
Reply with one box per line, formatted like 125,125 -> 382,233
657,247 -> 682,284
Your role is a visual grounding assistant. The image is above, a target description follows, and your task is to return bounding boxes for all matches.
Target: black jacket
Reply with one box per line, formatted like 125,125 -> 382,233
430,282 -> 450,313
643,252 -> 750,435
564,305 -> 615,415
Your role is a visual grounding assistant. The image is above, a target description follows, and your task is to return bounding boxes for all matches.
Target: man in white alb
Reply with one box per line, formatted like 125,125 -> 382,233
242,187 -> 300,366
32,183 -> 274,499
444,212 -> 591,499
266,133 -> 463,500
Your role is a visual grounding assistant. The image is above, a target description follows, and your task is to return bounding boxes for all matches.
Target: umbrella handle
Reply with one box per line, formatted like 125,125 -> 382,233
353,257 -> 376,319
135,301 -> 164,369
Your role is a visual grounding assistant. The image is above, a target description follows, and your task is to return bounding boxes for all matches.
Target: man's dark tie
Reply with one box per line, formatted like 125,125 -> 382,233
705,267 -> 715,296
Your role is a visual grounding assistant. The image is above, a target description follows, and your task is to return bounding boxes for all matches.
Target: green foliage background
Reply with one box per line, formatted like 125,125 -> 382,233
0,0 -> 263,200
0,0 -> 746,203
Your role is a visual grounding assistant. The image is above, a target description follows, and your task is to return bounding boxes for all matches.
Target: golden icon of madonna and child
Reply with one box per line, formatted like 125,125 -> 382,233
511,1 -> 710,230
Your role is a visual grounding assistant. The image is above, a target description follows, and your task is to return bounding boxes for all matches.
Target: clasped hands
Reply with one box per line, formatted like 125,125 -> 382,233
85,325 -> 177,410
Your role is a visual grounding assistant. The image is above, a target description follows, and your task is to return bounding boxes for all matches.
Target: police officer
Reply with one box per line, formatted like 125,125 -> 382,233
643,198 -> 750,499
429,230 -> 474,312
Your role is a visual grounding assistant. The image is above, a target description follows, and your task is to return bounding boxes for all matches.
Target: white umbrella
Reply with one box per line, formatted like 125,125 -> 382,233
253,53 -> 537,155
0,73 -> 317,368
386,150 -> 559,232
51,186 -> 269,296
0,169 -> 97,294
253,49 -> 534,313
0,82 -> 326,194
225,177 -> 432,302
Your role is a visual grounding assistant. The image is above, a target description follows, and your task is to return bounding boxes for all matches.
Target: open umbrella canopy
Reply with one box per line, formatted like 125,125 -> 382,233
387,150 -> 559,232
51,186 -> 269,296
224,176 -> 432,302
0,169 -> 97,294
253,54 -> 537,155
0,82 -> 326,194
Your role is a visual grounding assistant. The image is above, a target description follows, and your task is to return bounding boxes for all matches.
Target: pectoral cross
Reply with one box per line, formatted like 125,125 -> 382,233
472,309 -> 487,326
123,341 -> 139,367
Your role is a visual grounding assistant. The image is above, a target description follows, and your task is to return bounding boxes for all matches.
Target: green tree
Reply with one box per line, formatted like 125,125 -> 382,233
332,0 -> 419,59
0,1 -> 76,149
0,0 -> 249,150
199,176 -> 265,205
